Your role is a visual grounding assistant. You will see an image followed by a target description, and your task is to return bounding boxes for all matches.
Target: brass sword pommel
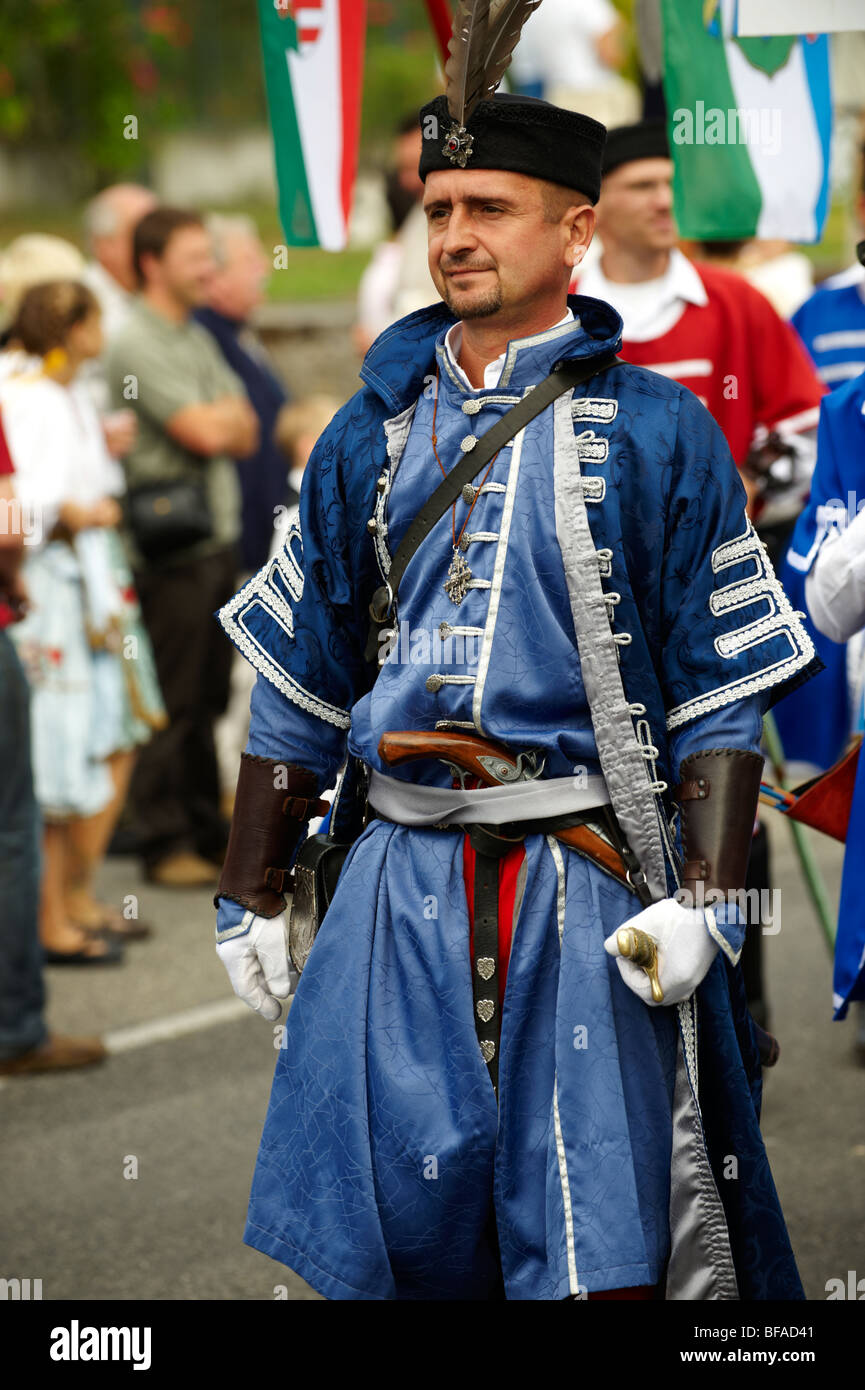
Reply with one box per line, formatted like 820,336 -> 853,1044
616,927 -> 664,1003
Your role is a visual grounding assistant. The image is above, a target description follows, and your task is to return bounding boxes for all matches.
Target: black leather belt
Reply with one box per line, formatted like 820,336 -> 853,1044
467,826 -> 514,1097
465,810 -> 609,1098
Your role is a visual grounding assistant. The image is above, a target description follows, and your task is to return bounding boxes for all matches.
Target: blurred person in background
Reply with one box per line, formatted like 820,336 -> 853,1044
0,408 -> 106,1074
83,184 -> 159,350
1,230 -> 140,467
81,183 -> 157,456
578,122 -> 825,544
790,144 -> 865,390
215,393 -> 338,813
0,235 -> 86,346
509,0 -> 639,127
355,116 -> 432,355
2,281 -> 165,960
271,394 -> 338,549
773,157 -> 865,798
194,213 -> 293,576
784,308 -> 865,1058
106,207 -> 258,888
694,238 -> 814,321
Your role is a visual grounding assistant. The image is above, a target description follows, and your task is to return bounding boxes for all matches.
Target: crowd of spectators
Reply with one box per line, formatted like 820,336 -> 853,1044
0,184 -> 327,1075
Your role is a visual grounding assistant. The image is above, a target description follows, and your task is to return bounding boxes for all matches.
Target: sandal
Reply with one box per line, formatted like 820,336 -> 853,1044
43,933 -> 125,965
68,900 -> 153,942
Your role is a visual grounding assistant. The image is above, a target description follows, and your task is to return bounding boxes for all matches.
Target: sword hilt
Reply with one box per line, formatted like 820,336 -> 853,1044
616,926 -> 664,1003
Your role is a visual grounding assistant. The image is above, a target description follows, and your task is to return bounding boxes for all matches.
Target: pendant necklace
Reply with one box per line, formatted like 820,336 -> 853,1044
431,367 -> 500,605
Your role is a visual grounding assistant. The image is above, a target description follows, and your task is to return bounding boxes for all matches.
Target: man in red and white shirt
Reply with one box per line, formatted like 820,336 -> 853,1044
576,120 -> 825,530
0,410 -> 106,1076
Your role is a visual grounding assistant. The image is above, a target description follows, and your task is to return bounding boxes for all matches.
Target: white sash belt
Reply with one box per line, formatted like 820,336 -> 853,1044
367,767 -> 610,828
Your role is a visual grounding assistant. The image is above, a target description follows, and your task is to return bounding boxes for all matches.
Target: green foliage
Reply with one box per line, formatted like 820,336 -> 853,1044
0,0 -> 439,183
0,0 -> 196,175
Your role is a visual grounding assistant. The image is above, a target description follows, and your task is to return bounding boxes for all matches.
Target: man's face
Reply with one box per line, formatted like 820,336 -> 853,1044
424,168 -> 585,324
208,233 -> 269,321
595,157 -> 677,254
156,225 -> 217,308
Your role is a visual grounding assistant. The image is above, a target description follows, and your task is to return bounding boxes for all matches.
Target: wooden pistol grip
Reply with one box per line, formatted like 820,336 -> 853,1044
554,824 -> 629,887
378,729 -> 516,782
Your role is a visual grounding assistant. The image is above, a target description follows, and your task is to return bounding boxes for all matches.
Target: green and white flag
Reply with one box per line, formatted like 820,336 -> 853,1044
661,0 -> 832,242
258,0 -> 367,250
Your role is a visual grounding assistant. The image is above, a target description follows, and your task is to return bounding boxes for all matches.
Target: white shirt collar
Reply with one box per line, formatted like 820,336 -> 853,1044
444,308 -> 574,390
579,248 -> 707,342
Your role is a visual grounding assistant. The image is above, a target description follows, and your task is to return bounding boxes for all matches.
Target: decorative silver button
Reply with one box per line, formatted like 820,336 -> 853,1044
425,674 -> 443,693
476,998 -> 495,1023
462,399 -> 482,415
366,517 -> 378,534
376,474 -> 388,492
439,621 -> 451,639
461,483 -> 478,505
476,957 -> 495,980
480,1039 -> 496,1063
460,435 -> 478,453
459,533 -> 471,551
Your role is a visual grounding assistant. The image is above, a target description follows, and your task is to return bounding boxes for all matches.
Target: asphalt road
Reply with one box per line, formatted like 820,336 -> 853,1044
1,816 -> 862,1303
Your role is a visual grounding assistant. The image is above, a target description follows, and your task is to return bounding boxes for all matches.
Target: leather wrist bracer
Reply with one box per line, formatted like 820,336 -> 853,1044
675,748 -> 764,908
216,753 -> 329,917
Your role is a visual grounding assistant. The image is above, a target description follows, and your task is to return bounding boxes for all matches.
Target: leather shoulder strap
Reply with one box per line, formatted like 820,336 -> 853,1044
365,351 -> 621,661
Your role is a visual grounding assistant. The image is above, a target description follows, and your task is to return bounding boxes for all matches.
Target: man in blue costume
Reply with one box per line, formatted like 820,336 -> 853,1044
786,281 -> 865,1052
213,89 -> 817,1300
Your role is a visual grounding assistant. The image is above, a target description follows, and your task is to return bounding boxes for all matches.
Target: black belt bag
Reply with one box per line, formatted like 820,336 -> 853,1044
126,478 -> 213,561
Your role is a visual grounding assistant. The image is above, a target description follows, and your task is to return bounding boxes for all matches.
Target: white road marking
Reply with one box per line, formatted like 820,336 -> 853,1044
105,997 -> 255,1052
0,996 -> 274,1087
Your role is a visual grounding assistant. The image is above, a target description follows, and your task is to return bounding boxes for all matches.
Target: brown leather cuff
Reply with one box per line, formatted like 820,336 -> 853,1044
216,753 -> 329,917
676,748 -> 764,906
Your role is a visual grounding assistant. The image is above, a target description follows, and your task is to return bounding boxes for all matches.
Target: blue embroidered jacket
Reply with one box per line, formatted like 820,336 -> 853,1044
219,295 -> 818,822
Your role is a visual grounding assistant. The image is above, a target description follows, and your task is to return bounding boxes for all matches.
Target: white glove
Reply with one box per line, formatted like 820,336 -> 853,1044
217,911 -> 293,1021
604,898 -> 719,1007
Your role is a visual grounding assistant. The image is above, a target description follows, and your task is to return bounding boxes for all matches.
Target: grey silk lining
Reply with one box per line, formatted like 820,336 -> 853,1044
666,1006 -> 740,1300
552,393 -> 668,901
367,768 -> 609,827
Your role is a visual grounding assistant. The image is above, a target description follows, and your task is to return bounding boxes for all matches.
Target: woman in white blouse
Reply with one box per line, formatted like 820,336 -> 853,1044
2,280 -> 165,962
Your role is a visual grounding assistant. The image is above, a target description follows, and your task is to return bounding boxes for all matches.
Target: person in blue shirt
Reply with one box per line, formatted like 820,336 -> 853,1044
775,160 -> 865,779
786,358 -> 865,1053
791,146 -> 865,391
195,214 -> 295,575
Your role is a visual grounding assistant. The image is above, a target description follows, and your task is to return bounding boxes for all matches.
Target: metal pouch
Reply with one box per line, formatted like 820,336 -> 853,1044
288,834 -> 350,972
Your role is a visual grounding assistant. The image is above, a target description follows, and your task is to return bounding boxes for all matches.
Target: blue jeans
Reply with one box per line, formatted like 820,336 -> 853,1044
0,630 -> 45,1058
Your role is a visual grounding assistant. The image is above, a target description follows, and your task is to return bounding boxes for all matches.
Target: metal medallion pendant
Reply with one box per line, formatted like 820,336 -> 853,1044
444,547 -> 472,605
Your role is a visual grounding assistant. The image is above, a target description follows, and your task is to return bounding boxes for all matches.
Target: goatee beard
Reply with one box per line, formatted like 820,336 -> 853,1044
442,282 -> 503,320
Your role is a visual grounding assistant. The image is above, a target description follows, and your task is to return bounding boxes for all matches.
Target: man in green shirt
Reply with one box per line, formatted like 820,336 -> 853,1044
107,207 -> 259,887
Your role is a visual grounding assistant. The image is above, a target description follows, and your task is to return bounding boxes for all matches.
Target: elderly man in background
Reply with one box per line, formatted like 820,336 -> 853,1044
194,214 -> 292,576
81,185 -> 157,462
83,184 -> 158,342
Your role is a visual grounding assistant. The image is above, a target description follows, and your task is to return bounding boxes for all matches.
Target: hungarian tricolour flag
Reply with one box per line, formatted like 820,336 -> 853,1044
258,0 -> 366,250
661,0 -> 832,243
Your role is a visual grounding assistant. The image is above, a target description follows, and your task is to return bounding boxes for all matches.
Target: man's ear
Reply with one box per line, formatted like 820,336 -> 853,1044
565,204 -> 595,268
